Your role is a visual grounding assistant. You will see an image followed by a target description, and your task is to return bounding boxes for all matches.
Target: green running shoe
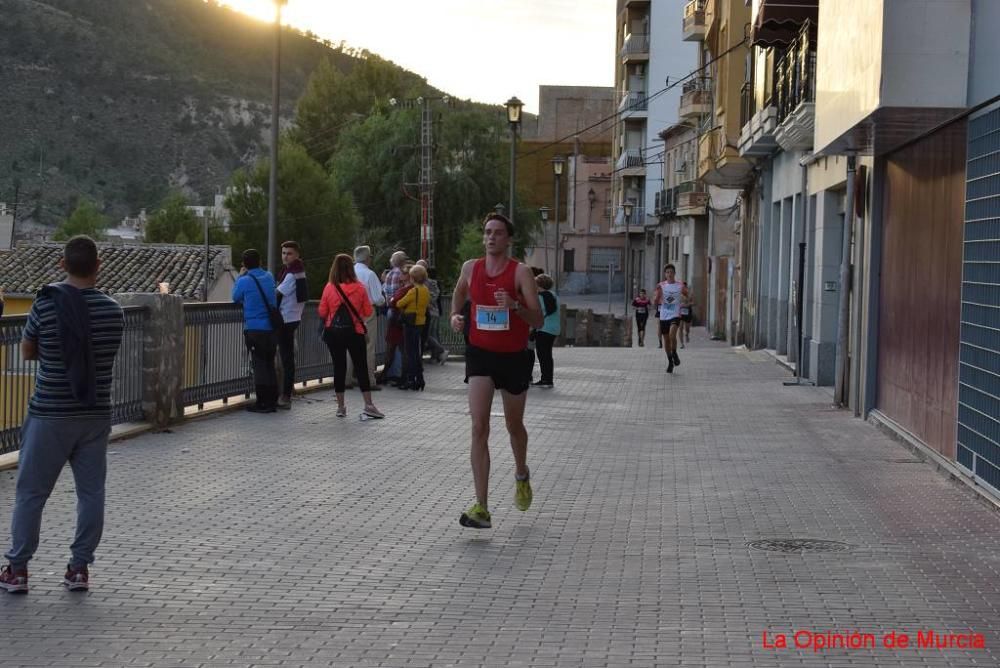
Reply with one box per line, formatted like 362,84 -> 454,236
515,475 -> 533,511
459,502 -> 492,529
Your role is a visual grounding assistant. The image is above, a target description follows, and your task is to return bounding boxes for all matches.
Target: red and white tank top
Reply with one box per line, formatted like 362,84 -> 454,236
469,258 -> 530,353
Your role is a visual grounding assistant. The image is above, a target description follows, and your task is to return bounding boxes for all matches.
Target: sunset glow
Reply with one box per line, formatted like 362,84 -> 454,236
214,0 -> 614,112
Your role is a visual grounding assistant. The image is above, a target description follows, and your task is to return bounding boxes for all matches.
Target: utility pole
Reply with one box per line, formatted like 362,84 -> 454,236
266,0 -> 287,274
9,181 -> 20,249
419,99 -> 435,265
395,95 -> 451,265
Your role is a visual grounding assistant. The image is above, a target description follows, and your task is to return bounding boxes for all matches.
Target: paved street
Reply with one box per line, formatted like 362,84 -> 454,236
2,332 -> 999,667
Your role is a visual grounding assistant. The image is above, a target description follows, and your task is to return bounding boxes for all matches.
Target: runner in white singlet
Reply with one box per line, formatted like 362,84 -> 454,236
654,264 -> 687,373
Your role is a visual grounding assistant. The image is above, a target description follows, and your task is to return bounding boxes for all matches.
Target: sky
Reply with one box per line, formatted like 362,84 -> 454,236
216,0 -> 615,113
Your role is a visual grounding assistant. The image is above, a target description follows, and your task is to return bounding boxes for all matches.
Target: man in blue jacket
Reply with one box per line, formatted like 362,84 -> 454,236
232,249 -> 279,413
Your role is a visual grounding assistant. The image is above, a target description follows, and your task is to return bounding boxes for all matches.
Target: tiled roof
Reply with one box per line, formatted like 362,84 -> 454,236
0,242 -> 234,300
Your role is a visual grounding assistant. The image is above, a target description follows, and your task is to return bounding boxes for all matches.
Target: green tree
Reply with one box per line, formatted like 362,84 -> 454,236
225,140 -> 359,297
54,199 -> 108,240
144,192 -> 200,243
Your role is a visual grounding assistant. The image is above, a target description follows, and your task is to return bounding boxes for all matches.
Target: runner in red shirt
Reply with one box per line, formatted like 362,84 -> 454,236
450,213 -> 544,529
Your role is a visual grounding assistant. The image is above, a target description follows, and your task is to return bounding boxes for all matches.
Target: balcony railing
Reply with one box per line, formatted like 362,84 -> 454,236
679,77 -> 712,120
619,33 -> 650,61
618,90 -> 648,114
615,148 -> 645,171
740,81 -> 753,129
774,21 -> 816,126
682,0 -> 707,41
654,182 -> 708,218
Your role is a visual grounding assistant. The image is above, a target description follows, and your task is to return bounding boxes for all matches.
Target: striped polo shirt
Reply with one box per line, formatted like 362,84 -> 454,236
23,288 -> 124,419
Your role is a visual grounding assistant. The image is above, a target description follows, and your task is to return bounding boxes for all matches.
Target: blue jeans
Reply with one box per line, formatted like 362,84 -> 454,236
5,415 -> 111,568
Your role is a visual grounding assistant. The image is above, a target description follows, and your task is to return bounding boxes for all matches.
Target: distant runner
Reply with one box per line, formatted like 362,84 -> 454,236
632,288 -> 651,347
450,213 -> 544,529
654,264 -> 687,373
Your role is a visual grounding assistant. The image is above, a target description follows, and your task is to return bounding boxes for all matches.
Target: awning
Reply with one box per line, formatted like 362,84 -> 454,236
752,0 -> 818,48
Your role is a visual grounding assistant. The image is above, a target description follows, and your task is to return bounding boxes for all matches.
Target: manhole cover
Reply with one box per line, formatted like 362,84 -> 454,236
748,539 -> 853,554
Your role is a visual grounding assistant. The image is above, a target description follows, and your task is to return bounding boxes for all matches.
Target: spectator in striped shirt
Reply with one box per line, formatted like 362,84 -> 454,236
1,236 -> 124,594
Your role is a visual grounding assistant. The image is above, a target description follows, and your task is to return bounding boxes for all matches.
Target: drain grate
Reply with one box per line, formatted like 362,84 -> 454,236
748,538 -> 853,554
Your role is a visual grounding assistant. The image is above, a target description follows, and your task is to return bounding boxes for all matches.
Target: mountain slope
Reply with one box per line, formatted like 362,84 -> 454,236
0,0 -> 429,229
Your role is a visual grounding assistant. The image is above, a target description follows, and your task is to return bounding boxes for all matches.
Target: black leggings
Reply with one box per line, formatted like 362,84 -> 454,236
535,331 -> 556,384
324,329 -> 371,393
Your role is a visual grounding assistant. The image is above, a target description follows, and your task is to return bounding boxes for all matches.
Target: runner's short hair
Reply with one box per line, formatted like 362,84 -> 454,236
281,241 -> 300,251
663,263 -> 676,273
64,236 -> 99,277
483,213 -> 514,236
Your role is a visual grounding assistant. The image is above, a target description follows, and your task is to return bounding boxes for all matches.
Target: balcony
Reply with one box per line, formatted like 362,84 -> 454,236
773,21 -> 816,152
619,33 -> 650,64
698,128 -> 753,187
676,183 -> 709,216
738,81 -> 779,157
611,206 -> 647,233
615,148 -> 645,177
654,189 -> 675,217
618,90 -> 648,119
682,1 -> 706,41
678,78 -> 711,121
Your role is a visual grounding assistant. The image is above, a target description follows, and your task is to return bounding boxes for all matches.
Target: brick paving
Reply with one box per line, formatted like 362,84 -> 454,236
1,332 -> 999,667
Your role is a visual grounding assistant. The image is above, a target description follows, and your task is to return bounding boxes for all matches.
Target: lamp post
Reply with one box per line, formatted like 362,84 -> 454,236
266,0 -> 288,274
551,155 -> 565,291
493,203 -> 506,216
505,96 -> 523,225
587,188 -> 596,234
538,206 -> 550,273
623,201 -> 634,318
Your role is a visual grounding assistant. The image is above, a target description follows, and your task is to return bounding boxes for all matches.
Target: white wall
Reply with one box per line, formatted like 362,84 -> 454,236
969,0 -> 1000,106
814,0 -> 885,153
645,0 -> 697,219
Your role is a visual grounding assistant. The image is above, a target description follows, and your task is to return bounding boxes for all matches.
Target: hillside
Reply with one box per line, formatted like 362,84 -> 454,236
0,0 -> 432,229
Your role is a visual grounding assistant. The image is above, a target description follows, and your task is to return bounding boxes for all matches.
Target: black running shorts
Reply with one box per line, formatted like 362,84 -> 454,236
464,345 -> 535,395
659,318 -> 681,334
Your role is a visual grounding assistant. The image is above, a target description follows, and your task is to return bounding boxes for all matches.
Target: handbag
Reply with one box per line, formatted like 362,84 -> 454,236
328,282 -> 368,335
248,273 -> 284,331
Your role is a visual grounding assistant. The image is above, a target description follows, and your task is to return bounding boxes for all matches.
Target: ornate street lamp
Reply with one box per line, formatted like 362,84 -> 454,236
505,96 -> 524,224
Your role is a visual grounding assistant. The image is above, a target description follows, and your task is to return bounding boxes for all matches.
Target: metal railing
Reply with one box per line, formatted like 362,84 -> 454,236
774,20 -> 816,124
615,148 -> 645,171
740,81 -> 753,129
182,303 -> 253,408
683,0 -> 706,33
620,33 -> 650,59
1,307 -> 146,455
618,90 -> 648,113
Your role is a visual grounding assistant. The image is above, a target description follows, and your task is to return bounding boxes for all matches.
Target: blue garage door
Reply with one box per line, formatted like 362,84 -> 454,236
959,106 -> 1000,494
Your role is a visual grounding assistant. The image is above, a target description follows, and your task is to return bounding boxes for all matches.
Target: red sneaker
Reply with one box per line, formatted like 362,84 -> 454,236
0,564 -> 28,594
63,563 -> 89,591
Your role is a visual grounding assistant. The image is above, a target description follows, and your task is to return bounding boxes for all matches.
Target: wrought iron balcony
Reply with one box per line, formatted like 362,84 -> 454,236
615,148 -> 645,173
774,20 -> 816,151
682,1 -> 707,41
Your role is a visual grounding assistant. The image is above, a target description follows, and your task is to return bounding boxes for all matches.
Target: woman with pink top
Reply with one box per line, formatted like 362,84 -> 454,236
318,254 -> 385,419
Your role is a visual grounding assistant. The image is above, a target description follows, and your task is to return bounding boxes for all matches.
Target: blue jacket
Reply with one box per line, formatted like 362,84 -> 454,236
232,268 -> 277,331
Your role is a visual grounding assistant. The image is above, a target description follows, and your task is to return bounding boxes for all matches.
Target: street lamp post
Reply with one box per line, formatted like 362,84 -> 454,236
538,206 -> 550,273
623,201 -> 634,320
551,155 -> 565,291
505,96 -> 523,225
266,0 -> 288,274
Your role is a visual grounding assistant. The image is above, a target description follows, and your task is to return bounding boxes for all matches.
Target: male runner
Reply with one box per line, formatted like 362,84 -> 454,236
654,264 -> 687,373
450,213 -> 544,529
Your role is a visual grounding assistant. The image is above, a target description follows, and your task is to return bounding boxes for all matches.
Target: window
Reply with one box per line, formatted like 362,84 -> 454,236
589,247 -> 622,271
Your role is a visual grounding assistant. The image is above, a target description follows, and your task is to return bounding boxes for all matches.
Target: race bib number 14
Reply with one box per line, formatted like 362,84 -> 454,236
475,305 -> 510,331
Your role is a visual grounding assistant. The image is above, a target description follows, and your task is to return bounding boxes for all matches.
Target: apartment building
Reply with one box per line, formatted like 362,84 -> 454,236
612,0 -> 695,302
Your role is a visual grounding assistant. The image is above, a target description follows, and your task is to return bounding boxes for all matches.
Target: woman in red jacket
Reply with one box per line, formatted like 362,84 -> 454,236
318,254 -> 384,419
